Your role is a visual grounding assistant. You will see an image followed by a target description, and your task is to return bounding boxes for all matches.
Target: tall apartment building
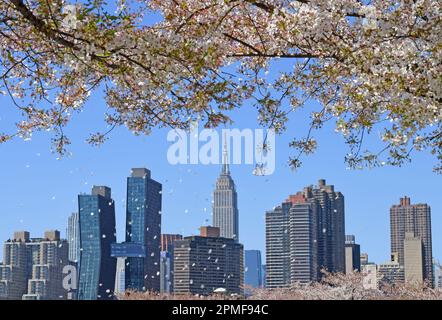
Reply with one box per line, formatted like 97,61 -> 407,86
0,232 -> 30,299
265,179 -> 345,288
345,235 -> 361,274
390,196 -> 433,284
173,227 -> 243,295
22,230 -> 69,300
307,179 -> 345,272
0,231 -> 69,300
288,199 -> 318,284
125,168 -> 162,292
265,203 -> 290,288
212,141 -> 239,242
77,186 -> 117,300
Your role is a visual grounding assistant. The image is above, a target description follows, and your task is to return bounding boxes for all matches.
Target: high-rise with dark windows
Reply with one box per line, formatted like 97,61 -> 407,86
125,168 -> 162,292
265,179 -> 345,288
77,186 -> 116,300
173,227 -> 243,295
390,196 -> 433,285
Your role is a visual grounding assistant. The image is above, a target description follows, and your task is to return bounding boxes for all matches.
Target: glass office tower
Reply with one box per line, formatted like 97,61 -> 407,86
125,168 -> 162,292
77,186 -> 116,300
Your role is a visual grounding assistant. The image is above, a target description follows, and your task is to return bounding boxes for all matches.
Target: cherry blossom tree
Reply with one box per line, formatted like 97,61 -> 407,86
1,0 -> 440,172
120,271 -> 442,300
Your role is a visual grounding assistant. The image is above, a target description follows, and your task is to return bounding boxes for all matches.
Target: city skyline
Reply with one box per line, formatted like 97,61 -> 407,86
1,166 -> 440,299
0,164 -> 440,266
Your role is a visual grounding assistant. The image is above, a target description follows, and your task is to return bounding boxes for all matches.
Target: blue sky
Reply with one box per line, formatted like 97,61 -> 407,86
0,81 -> 440,265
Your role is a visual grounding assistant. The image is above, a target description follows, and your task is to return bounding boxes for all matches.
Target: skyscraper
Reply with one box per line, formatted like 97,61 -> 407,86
288,198 -> 319,284
0,232 -> 30,299
345,235 -> 361,274
77,186 -> 116,300
244,250 -> 262,288
173,227 -> 243,295
1,231 -> 69,300
212,141 -> 239,242
265,179 -> 345,288
265,204 -> 290,288
22,230 -> 69,300
390,196 -> 433,284
67,212 -> 80,263
306,179 -> 345,273
125,168 -> 162,292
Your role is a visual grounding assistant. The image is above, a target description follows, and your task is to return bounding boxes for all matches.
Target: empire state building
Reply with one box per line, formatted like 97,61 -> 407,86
212,141 -> 239,242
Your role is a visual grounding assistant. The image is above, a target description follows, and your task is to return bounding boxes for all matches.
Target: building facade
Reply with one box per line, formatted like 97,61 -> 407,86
67,212 -> 80,263
265,179 -> 345,288
0,232 -> 30,299
404,232 -> 424,285
378,253 -> 405,286
288,200 -> 318,283
434,260 -> 442,289
173,228 -> 243,295
0,231 -> 69,300
22,231 -> 69,300
244,250 -> 262,288
125,168 -> 162,292
345,235 -> 361,274
265,204 -> 290,288
212,142 -> 239,242
390,196 -> 433,284
77,186 -> 117,300
160,234 -> 182,294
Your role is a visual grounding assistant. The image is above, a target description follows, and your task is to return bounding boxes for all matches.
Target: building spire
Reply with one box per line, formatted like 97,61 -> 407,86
222,133 -> 230,174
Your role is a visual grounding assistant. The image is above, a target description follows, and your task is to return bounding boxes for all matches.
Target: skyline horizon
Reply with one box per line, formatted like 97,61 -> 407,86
0,162 -> 439,266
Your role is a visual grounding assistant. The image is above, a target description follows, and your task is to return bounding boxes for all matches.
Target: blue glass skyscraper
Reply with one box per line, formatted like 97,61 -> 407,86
245,250 -> 263,288
77,186 -> 116,300
125,168 -> 162,292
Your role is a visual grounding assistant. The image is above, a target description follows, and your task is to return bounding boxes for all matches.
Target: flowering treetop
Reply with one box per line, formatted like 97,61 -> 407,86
1,0 -> 441,172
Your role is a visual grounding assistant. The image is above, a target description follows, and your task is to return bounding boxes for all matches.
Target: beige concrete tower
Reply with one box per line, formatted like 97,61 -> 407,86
404,232 -> 424,286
